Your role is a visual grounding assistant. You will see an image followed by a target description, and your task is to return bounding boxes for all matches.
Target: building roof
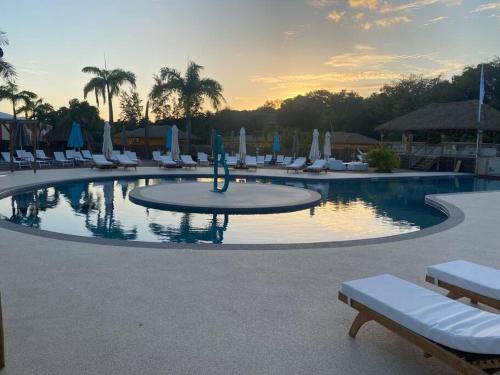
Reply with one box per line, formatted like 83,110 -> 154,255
332,131 -> 378,145
122,125 -> 188,140
0,111 -> 32,124
375,100 -> 500,132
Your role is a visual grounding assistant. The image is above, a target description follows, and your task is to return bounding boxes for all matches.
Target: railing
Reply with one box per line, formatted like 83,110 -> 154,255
385,142 -> 500,158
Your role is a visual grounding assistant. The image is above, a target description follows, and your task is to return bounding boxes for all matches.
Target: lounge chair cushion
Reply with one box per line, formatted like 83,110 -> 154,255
341,274 -> 500,354
428,260 -> 500,301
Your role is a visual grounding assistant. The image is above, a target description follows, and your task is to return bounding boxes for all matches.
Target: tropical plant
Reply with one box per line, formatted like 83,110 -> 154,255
150,61 -> 224,153
367,145 -> 400,173
0,29 -> 16,81
119,89 -> 143,124
81,66 -> 136,123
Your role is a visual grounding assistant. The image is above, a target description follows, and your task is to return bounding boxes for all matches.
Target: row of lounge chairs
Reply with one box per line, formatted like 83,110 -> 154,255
340,260 -> 500,374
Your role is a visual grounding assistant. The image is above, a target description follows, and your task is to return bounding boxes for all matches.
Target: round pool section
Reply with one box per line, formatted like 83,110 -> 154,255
1,175 -> 497,245
129,182 -> 322,214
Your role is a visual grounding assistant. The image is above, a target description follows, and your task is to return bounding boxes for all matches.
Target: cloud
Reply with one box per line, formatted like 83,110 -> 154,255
424,15 -> 448,25
306,0 -> 337,7
354,44 -> 376,51
283,31 -> 296,40
353,12 -> 365,20
327,10 -> 346,22
348,0 -> 379,10
361,15 -> 412,29
379,0 -> 439,13
472,2 -> 500,13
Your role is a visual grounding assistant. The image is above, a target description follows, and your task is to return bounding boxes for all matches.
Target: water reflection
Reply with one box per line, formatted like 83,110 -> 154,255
1,176 -> 498,244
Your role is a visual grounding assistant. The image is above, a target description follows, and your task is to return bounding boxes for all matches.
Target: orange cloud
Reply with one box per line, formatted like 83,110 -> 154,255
327,10 -> 346,22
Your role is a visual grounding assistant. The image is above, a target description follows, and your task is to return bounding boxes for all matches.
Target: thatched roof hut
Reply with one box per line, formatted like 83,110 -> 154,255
332,131 -> 378,145
375,100 -> 500,132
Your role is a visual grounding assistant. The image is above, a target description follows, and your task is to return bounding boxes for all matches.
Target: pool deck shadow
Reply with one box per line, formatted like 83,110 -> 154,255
0,167 -> 494,375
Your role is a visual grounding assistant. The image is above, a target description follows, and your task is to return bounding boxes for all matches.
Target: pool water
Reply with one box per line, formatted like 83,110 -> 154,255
1,176 -> 498,244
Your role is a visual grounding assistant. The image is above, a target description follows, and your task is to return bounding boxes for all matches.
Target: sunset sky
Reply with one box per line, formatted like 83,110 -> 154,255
1,0 -> 499,119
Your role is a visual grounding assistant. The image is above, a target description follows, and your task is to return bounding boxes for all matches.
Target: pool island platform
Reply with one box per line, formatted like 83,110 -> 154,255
0,167 -> 496,374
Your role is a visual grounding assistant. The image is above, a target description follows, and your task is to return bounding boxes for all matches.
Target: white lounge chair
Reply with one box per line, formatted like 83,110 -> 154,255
264,154 -> 272,164
180,154 -> 197,168
1,152 -> 31,168
340,274 -> 500,374
197,152 -> 209,166
159,155 -> 177,168
245,156 -> 257,169
92,154 -> 114,169
286,157 -> 306,173
328,159 -> 346,171
65,149 -> 76,160
306,159 -> 328,173
73,151 -> 92,166
256,155 -> 265,165
426,260 -> 500,310
116,154 -> 137,170
36,149 -> 52,162
346,161 -> 369,171
25,151 -> 50,168
81,150 -> 93,161
280,156 -> 292,166
16,150 -> 30,161
111,150 -> 121,162
276,155 -> 284,164
152,151 -> 163,166
53,152 -> 74,167
226,156 -> 238,168
125,151 -> 140,162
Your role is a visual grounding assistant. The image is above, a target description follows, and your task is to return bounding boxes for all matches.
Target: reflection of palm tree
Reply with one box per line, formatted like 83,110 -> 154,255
148,213 -> 229,244
84,181 -> 138,240
8,192 -> 40,227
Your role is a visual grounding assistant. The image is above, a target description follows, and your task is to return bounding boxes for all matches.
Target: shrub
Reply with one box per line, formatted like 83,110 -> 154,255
367,145 -> 400,173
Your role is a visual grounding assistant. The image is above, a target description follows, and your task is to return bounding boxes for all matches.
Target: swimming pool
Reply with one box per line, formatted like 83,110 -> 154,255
0,176 -> 498,245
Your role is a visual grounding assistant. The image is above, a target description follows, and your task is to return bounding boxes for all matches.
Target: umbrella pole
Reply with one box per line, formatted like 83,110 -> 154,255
33,122 -> 37,174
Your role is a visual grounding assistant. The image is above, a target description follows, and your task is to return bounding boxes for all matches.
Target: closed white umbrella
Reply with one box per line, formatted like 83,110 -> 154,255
323,131 -> 331,159
102,121 -> 113,160
171,125 -> 180,161
309,129 -> 320,162
238,127 -> 246,162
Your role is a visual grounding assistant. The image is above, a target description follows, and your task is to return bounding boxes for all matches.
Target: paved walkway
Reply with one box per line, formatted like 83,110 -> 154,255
0,167 -> 494,374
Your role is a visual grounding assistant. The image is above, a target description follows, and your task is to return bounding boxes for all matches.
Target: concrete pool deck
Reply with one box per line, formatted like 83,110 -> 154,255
0,167 -> 493,374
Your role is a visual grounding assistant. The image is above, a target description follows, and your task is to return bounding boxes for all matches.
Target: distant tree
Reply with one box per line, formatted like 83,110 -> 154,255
119,89 -> 143,124
0,29 -> 16,81
0,82 -> 37,170
150,61 -> 225,153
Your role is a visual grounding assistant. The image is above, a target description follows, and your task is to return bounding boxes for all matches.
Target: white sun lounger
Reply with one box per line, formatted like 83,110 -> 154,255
54,152 -> 74,167
81,150 -> 93,160
36,149 -> 52,162
152,151 -> 163,166
328,159 -> 346,171
245,156 -> 257,169
346,161 -> 369,171
26,151 -> 51,168
197,152 -> 209,166
1,152 -> 31,168
340,274 -> 500,374
159,155 -> 177,168
256,155 -> 265,165
125,151 -> 140,162
280,156 -> 292,166
116,154 -> 137,170
276,155 -> 284,164
91,154 -> 114,169
264,154 -> 272,164
226,156 -> 238,168
286,157 -> 305,173
111,150 -> 121,162
180,154 -> 197,168
306,159 -> 328,173
427,260 -> 500,310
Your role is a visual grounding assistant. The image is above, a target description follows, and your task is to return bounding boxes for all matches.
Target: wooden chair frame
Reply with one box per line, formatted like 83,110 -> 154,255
426,275 -> 500,310
338,291 -> 500,374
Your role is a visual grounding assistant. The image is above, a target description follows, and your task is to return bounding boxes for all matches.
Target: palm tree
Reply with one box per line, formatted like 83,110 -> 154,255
0,82 -> 37,171
18,98 -> 53,173
81,66 -> 136,147
150,61 -> 224,153
0,29 -> 16,81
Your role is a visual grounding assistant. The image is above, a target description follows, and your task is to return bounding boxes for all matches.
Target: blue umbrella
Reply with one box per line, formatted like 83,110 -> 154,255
67,121 -> 84,149
165,126 -> 172,151
272,132 -> 280,153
